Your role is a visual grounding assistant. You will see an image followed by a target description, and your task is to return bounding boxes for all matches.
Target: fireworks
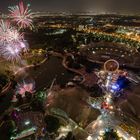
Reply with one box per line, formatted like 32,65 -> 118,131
0,42 -> 21,62
7,29 -> 24,43
0,41 -> 28,62
9,1 -> 33,29
0,20 -> 29,61
0,20 -> 12,43
0,1 -> 32,62
0,19 -> 24,43
0,20 -> 12,32
16,80 -> 35,97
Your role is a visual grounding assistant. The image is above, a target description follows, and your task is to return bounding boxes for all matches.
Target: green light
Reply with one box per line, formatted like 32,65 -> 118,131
27,3 -> 31,7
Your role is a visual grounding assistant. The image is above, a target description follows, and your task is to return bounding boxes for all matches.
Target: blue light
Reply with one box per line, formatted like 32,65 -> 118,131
116,76 -> 130,89
110,89 -> 115,93
111,84 -> 119,91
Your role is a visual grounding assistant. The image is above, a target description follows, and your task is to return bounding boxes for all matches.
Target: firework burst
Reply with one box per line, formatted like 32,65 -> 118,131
0,1 -> 32,63
0,42 -> 21,62
7,29 -> 24,43
0,20 -> 29,62
16,80 -> 35,97
0,40 -> 29,62
9,1 -> 33,29
0,20 -> 24,43
0,20 -> 12,43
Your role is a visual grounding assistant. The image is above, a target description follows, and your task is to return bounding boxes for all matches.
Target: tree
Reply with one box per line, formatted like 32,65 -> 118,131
103,129 -> 120,140
64,132 -> 76,140
25,91 -> 32,101
16,94 -> 23,104
44,115 -> 60,133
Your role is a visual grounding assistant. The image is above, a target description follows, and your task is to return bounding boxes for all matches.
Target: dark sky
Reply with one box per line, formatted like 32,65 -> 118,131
0,0 -> 140,14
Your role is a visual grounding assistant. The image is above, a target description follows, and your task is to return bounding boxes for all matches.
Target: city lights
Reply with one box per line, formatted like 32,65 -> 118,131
0,1 -> 139,140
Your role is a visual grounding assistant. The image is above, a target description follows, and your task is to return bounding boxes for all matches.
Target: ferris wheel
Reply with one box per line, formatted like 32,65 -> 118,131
104,59 -> 119,72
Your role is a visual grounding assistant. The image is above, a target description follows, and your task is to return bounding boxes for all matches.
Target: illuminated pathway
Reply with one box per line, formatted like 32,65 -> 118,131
86,90 -> 137,140
86,59 -> 137,140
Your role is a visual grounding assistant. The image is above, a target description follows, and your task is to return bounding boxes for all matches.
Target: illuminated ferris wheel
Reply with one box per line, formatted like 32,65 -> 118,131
104,59 -> 119,72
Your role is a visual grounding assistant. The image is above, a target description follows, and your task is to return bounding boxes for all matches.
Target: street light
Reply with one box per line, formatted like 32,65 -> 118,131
130,137 -> 136,140
87,135 -> 92,140
24,120 -> 30,125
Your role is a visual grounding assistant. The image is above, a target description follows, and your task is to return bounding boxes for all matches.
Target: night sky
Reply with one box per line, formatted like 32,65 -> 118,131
0,0 -> 140,14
